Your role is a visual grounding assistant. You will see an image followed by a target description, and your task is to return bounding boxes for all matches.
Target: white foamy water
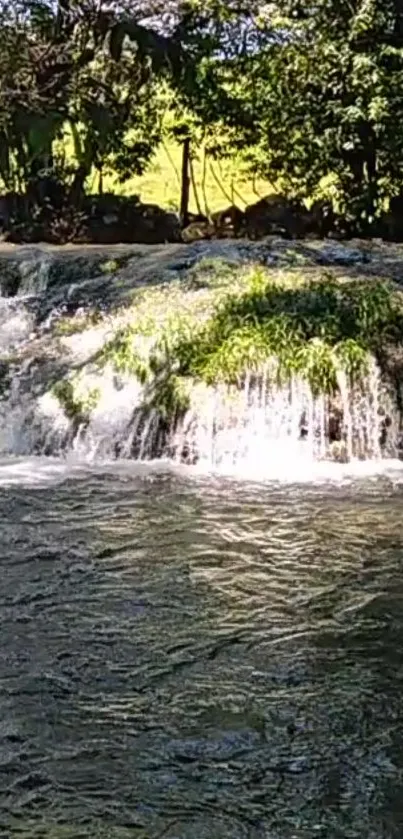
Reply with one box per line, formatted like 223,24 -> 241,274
0,329 -> 400,478
0,298 -> 35,352
0,251 -> 402,481
171,361 -> 399,473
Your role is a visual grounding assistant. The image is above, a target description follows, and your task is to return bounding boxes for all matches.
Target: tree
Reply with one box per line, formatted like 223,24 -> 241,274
176,0 -> 403,231
0,0 -> 194,205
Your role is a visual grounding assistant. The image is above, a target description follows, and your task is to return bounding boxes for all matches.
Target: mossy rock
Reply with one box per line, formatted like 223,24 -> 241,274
100,268 -> 403,399
52,379 -> 100,426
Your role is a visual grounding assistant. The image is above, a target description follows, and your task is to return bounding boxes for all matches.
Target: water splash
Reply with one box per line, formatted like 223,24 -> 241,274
0,251 -> 401,473
171,361 -> 398,474
0,345 -> 399,471
0,298 -> 35,352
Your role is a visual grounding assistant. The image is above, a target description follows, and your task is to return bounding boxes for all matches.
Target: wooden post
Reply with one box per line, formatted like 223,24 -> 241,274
179,136 -> 190,228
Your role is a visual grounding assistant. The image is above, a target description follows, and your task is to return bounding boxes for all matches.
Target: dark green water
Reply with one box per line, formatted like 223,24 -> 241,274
1,460 -> 403,838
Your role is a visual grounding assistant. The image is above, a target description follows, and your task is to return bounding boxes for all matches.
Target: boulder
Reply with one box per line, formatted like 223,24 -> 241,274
187,212 -> 209,225
211,205 -> 244,238
77,195 -> 181,244
243,194 -> 308,239
0,190 -> 182,245
380,195 -> 403,241
84,192 -> 140,217
181,220 -> 215,242
309,199 -> 335,237
0,191 -> 26,233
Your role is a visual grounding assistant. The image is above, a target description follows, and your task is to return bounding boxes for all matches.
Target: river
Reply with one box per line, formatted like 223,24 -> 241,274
1,458 -> 403,838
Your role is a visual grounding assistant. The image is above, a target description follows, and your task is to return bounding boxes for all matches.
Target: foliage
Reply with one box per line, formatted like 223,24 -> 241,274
52,379 -> 100,425
99,267 -> 403,401
99,326 -> 150,382
184,1 -> 403,228
173,273 -> 403,393
0,0 -> 194,204
3,0 -> 403,235
53,309 -> 102,336
99,322 -> 191,420
145,371 -> 191,419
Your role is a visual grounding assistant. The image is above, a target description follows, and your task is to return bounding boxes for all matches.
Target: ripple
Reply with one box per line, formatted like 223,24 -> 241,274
0,462 -> 403,836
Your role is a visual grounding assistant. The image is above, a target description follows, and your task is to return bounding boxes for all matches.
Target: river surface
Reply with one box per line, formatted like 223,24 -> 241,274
1,458 -> 403,838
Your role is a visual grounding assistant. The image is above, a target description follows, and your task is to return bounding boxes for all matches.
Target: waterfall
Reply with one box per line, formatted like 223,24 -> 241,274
0,313 -> 399,469
0,327 -> 399,470
170,362 -> 398,471
0,246 -> 401,473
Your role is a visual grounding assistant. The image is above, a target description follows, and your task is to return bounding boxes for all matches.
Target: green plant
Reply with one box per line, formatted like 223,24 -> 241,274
95,266 -> 403,437
53,309 -> 102,337
147,372 -> 191,419
52,379 -> 100,425
167,271 -> 403,392
99,327 -> 150,382
99,259 -> 120,274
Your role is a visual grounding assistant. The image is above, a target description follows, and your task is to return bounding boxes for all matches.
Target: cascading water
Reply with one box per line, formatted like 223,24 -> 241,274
170,361 -> 398,471
0,245 -> 401,474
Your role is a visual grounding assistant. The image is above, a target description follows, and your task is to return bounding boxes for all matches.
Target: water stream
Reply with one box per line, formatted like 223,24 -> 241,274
0,245 -> 400,470
1,246 -> 403,837
1,462 -> 403,838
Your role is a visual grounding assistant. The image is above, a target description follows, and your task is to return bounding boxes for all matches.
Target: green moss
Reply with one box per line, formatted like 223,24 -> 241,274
146,372 -> 191,419
93,266 -> 403,434
169,272 -> 403,394
53,309 -> 102,336
99,326 -> 150,382
99,258 -> 120,274
52,379 -> 100,425
185,257 -> 241,290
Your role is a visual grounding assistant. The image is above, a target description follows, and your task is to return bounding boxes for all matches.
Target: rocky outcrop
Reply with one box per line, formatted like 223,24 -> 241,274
0,240 -> 401,465
4,184 -> 403,245
182,219 -> 214,242
77,194 -> 181,245
380,195 -> 403,242
211,205 -> 245,238
182,205 -> 245,242
243,194 -> 311,239
0,191 -> 182,246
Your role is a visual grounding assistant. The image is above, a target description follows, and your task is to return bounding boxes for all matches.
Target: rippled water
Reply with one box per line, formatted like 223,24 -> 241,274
1,459 -> 403,838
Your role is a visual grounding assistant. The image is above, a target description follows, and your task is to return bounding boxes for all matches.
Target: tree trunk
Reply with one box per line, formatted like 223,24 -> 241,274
27,150 -> 55,205
189,155 -> 203,217
69,164 -> 89,208
179,136 -> 190,228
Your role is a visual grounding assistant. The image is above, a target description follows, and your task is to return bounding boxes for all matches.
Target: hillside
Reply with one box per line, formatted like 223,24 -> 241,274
92,140 -> 273,214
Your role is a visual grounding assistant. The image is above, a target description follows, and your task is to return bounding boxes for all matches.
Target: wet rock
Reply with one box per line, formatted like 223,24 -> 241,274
313,242 -> 370,265
0,261 -> 21,297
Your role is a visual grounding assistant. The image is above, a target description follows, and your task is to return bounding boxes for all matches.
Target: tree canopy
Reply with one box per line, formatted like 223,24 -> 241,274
1,0 -> 403,236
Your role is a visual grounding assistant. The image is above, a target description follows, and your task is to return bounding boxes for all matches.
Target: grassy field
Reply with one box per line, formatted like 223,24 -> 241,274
88,140 -> 273,214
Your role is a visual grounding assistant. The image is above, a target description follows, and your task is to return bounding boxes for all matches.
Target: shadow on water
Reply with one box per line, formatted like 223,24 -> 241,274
0,467 -> 403,837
